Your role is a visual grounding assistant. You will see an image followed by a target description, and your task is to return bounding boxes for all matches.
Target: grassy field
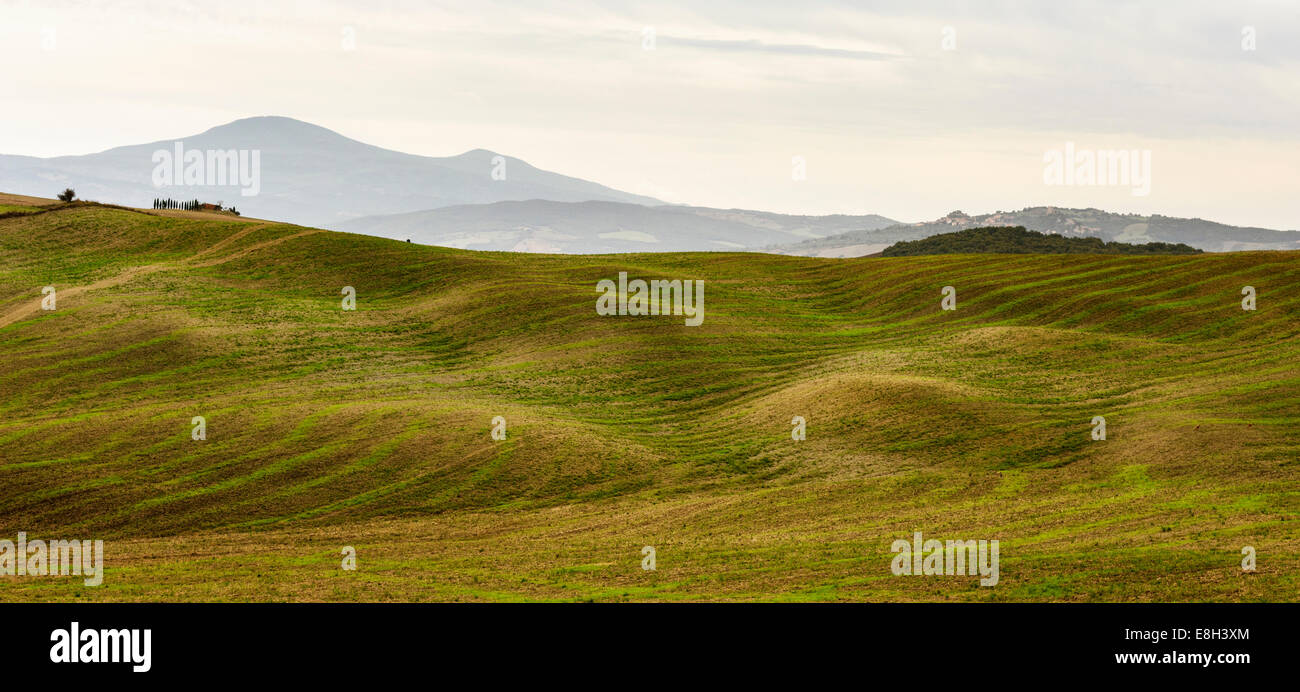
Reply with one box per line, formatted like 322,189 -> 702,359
1,198 -> 1297,602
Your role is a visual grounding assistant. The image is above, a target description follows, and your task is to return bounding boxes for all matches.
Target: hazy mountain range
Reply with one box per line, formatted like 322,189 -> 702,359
1,116 -> 1295,254
0,116 -> 658,228
771,208 -> 1300,256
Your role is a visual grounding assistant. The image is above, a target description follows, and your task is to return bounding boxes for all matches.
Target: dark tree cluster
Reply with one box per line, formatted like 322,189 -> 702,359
880,226 -> 1202,257
153,198 -> 201,210
151,198 -> 239,215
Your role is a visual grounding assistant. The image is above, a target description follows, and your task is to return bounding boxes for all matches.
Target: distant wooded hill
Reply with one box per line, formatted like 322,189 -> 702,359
880,226 -> 1203,256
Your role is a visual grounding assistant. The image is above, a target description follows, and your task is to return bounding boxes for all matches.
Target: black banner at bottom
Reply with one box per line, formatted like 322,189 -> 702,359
0,602 -> 1287,680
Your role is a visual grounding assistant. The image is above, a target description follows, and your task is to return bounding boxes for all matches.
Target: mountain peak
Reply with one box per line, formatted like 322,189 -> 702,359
203,115 -> 331,134
194,116 -> 364,148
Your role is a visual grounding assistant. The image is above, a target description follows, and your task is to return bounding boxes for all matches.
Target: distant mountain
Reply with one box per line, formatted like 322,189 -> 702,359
0,116 -> 660,228
880,226 -> 1202,256
339,200 -> 897,253
773,207 -> 1300,256
9,120 -> 1287,256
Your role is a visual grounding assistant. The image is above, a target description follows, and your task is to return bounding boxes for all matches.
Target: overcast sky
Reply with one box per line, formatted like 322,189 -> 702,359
2,0 -> 1297,228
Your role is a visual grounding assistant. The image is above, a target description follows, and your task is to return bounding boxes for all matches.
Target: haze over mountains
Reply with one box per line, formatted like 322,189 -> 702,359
340,200 -> 896,253
1,116 -> 1295,254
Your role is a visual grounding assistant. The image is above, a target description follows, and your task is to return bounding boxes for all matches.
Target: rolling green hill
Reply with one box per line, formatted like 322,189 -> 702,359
1,199 -> 1297,602
881,226 -> 1202,256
